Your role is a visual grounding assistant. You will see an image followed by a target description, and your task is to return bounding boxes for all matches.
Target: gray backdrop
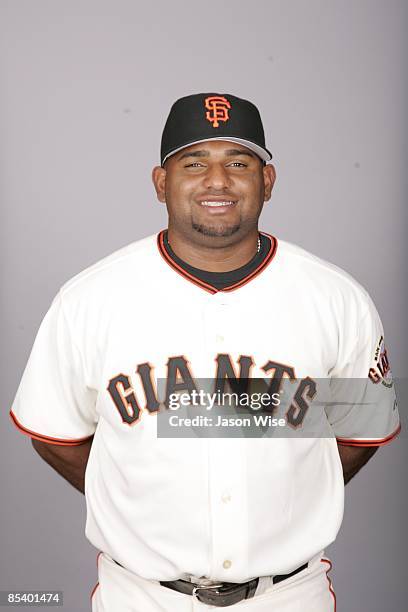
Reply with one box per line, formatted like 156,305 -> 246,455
1,1 -> 406,610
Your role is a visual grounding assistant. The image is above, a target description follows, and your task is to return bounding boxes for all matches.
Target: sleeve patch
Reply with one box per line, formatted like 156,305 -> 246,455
368,336 -> 393,388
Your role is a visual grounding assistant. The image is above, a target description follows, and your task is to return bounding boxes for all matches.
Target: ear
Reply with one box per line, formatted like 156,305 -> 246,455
152,166 -> 167,203
263,164 -> 276,202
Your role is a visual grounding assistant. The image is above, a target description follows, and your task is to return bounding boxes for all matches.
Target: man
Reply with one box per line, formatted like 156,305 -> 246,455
10,93 -> 400,611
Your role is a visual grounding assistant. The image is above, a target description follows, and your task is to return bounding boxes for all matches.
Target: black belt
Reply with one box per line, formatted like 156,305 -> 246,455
158,563 -> 308,608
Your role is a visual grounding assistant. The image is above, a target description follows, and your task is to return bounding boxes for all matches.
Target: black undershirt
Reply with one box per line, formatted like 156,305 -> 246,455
163,231 -> 271,290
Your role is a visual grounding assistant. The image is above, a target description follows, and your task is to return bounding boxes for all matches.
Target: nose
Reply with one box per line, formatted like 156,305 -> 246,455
202,163 -> 232,191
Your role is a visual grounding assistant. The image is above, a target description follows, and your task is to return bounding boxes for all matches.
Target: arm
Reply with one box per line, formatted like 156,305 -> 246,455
31,436 -> 94,494
337,442 -> 378,484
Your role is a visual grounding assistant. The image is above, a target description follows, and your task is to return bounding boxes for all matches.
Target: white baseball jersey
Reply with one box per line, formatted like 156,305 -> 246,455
10,230 -> 400,583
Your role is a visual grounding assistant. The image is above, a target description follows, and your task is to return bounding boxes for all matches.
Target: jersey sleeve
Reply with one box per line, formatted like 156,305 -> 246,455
9,291 -> 98,445
326,294 -> 400,446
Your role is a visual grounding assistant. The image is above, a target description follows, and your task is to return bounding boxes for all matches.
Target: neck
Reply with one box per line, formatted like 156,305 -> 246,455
166,226 -> 260,272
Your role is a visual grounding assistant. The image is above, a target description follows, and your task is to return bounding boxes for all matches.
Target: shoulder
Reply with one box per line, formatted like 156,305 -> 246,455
269,234 -> 374,314
58,232 -> 159,305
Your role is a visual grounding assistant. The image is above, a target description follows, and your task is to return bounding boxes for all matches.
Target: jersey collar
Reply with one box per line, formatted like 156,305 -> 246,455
156,229 -> 278,294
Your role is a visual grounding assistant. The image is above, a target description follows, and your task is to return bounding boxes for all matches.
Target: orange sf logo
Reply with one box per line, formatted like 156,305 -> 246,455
204,96 -> 231,128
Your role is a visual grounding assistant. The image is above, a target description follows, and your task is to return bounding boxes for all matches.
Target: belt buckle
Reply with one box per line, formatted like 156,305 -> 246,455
192,582 -> 224,602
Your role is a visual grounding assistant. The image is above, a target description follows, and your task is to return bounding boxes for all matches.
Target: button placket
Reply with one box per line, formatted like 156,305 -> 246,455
207,438 -> 248,579
201,295 -> 248,578
206,297 -> 231,352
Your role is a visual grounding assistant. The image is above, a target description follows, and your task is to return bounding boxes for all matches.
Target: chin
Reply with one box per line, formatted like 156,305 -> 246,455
192,222 -> 241,238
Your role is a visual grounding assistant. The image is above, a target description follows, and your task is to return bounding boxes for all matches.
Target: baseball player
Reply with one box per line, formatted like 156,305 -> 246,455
10,93 -> 400,611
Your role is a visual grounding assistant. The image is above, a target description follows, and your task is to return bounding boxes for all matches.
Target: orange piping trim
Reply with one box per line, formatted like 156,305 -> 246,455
157,230 -> 217,293
321,558 -> 336,611
90,551 -> 103,601
9,410 -> 94,446
336,422 -> 401,447
90,582 -> 99,601
156,229 -> 278,294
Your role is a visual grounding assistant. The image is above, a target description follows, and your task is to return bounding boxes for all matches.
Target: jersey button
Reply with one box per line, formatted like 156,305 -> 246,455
216,334 -> 225,343
221,493 -> 231,503
223,560 -> 232,569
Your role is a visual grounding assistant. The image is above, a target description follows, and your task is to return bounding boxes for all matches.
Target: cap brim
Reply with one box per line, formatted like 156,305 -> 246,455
162,137 -> 272,165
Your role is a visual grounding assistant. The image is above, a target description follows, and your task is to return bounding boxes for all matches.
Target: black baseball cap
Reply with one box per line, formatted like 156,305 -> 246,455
160,93 -> 272,166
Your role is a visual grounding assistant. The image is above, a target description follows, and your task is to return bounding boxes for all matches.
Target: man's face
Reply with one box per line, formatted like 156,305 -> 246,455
152,140 -> 275,244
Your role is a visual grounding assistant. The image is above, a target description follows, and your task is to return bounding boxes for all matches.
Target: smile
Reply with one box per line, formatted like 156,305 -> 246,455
199,201 -> 236,208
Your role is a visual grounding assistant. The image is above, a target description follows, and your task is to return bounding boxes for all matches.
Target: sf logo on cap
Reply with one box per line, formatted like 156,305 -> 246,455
205,96 -> 231,128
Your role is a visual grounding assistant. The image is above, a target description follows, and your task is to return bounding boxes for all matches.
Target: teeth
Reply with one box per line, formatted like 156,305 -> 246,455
200,201 -> 235,207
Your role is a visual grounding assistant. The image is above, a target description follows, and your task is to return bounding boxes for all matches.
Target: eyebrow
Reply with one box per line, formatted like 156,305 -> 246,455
177,148 -> 256,161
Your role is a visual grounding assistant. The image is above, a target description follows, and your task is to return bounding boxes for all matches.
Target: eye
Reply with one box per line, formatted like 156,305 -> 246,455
185,162 -> 205,168
228,162 -> 247,167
